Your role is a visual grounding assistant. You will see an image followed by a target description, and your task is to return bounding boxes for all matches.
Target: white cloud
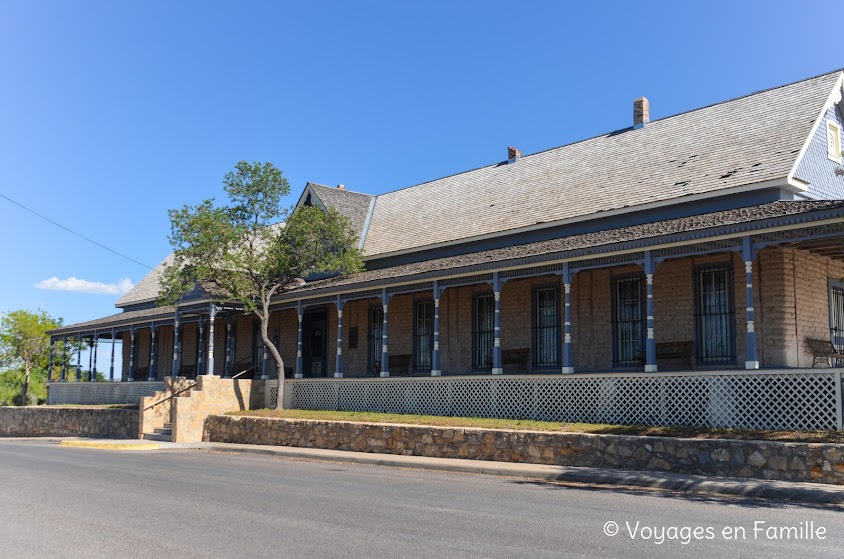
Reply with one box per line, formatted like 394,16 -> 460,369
34,277 -> 134,296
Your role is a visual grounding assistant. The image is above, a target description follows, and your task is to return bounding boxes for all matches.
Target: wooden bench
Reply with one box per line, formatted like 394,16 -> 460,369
502,348 -> 530,374
655,341 -> 694,369
807,338 -> 844,368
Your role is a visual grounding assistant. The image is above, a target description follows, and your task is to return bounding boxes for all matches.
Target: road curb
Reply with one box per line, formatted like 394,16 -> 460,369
203,443 -> 844,505
59,440 -> 161,451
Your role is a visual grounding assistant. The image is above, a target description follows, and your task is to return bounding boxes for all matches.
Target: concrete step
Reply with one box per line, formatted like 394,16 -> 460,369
142,433 -> 172,442
154,427 -> 172,436
163,423 -> 172,429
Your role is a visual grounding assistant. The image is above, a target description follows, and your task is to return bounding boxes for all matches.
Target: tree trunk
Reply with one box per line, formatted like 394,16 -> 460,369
20,364 -> 30,406
257,303 -> 286,410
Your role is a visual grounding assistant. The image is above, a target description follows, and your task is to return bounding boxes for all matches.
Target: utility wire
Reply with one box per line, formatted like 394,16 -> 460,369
0,191 -> 154,270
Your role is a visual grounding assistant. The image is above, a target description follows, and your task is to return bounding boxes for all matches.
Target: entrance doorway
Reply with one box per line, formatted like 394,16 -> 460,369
303,307 -> 327,377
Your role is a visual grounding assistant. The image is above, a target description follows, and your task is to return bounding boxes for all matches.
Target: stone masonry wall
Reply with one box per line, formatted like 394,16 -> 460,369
171,376 -> 263,443
205,415 -> 844,485
0,407 -> 138,439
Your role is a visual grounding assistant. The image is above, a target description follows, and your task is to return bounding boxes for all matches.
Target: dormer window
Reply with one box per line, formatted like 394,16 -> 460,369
828,120 -> 842,163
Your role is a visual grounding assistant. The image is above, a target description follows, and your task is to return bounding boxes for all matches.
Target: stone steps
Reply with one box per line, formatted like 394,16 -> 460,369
142,432 -> 172,442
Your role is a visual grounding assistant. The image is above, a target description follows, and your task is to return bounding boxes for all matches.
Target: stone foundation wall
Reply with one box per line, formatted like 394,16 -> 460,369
205,415 -> 844,485
171,376 -> 263,443
0,407 -> 138,439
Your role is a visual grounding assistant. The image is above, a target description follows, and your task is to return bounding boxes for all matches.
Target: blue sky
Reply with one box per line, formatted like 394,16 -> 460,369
0,0 -> 841,336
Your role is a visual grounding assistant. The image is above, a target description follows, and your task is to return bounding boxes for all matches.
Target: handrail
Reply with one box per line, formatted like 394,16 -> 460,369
143,382 -> 197,411
142,365 -> 258,411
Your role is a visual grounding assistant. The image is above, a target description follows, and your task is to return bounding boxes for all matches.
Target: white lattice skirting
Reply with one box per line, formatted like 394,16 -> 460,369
265,370 -> 844,431
47,382 -> 165,405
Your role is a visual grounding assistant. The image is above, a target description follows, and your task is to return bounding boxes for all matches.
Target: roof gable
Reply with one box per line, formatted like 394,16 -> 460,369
295,182 -> 375,249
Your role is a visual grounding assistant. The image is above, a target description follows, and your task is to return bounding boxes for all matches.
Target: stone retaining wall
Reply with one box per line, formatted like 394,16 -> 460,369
0,407 -> 138,439
205,415 -> 844,485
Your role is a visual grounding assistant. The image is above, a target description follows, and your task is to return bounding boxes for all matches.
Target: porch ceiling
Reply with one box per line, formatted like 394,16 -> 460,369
787,237 -> 844,260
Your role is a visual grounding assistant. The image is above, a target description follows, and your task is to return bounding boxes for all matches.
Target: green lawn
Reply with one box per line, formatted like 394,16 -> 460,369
227,409 -> 844,444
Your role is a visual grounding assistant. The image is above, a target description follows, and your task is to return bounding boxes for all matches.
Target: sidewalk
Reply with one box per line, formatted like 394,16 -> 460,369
42,437 -> 844,506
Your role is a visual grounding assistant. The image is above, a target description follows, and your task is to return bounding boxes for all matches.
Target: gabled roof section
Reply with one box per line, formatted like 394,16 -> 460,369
296,182 -> 375,249
115,254 -> 173,308
362,70 -> 843,257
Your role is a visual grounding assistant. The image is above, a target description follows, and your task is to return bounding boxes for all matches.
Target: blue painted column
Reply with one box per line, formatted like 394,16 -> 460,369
76,333 -> 82,381
562,263 -> 574,374
148,324 -> 157,381
295,301 -> 304,378
335,297 -> 344,378
92,332 -> 98,382
207,304 -> 219,376
380,289 -> 390,377
644,251 -> 657,373
743,236 -> 759,369
87,337 -> 94,382
47,339 -> 53,383
224,319 -> 232,378
60,335 -> 67,382
431,281 -> 441,376
196,318 -> 205,378
492,273 -> 503,375
128,327 -> 136,382
109,328 -> 116,381
172,311 -> 182,377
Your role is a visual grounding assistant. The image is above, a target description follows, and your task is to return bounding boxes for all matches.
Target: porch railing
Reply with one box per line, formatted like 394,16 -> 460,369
265,369 -> 844,431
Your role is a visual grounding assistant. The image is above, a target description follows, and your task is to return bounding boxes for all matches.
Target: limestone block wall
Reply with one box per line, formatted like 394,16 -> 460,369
171,376 -> 263,443
205,416 -> 844,485
138,376 -> 196,437
0,407 -> 138,439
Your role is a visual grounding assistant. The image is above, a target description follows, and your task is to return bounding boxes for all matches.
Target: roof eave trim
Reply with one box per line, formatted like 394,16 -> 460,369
358,196 -> 377,251
364,177 -> 796,260
787,72 -> 844,184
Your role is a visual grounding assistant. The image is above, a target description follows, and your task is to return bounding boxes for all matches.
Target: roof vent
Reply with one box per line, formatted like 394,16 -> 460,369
634,97 -> 649,129
337,184 -> 345,190
507,146 -> 522,164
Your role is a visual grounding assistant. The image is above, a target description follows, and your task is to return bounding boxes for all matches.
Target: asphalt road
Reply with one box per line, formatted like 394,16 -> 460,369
0,440 -> 841,559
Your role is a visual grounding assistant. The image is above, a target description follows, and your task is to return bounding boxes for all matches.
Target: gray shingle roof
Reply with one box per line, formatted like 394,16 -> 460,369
362,71 -> 843,257
115,254 -> 173,307
291,200 -> 844,295
50,305 -> 177,335
307,183 -> 374,246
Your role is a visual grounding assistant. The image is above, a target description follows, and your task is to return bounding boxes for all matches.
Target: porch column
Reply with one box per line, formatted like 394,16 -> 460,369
148,324 -> 157,381
128,327 -> 136,382
197,317 -> 205,377
60,335 -> 67,382
173,311 -> 182,377
492,273 -> 503,375
743,236 -> 759,369
92,332 -> 98,382
87,336 -> 94,381
295,301 -> 304,378
562,263 -> 574,374
76,333 -> 82,381
335,297 -> 344,378
207,304 -> 219,376
109,328 -> 116,381
431,281 -> 441,376
644,251 -> 657,373
47,339 -> 53,383
380,289 -> 390,377
223,318 -> 232,378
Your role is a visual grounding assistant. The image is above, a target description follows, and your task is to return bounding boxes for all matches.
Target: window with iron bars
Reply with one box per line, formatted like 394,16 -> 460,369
368,305 -> 383,375
532,285 -> 560,369
472,293 -> 494,371
611,273 -> 645,367
413,299 -> 433,373
694,264 -> 736,366
828,280 -> 844,351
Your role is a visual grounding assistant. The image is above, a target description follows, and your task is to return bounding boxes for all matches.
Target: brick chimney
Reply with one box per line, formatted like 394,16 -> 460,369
337,184 -> 345,190
507,146 -> 522,164
634,97 -> 649,129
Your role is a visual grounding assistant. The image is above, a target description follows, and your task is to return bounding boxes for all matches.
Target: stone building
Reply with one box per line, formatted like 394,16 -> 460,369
48,70 -> 844,429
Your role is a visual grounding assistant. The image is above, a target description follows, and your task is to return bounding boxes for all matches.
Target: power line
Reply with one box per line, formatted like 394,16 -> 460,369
0,192 -> 154,270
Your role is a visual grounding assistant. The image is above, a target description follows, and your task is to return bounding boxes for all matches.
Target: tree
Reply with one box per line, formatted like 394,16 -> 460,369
160,161 -> 364,408
0,309 -> 61,405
